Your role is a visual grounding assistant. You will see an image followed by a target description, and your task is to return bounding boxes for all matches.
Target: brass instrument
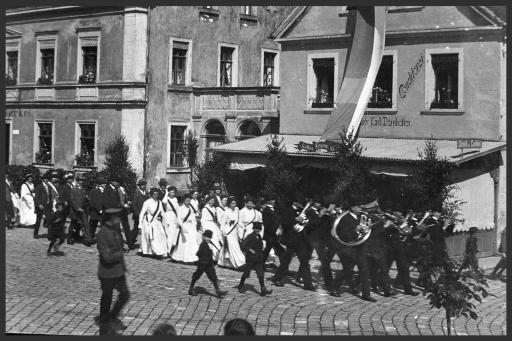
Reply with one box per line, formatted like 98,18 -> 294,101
293,201 -> 312,232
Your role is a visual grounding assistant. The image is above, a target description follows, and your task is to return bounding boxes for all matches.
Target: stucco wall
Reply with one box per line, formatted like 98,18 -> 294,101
280,35 -> 503,140
6,107 -> 123,170
9,11 -> 125,84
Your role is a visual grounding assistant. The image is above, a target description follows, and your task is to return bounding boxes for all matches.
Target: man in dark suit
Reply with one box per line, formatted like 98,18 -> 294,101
188,229 -> 227,298
34,173 -> 52,238
212,182 -> 222,207
68,173 -> 92,246
96,208 -> 130,335
88,176 -> 106,243
102,176 -> 132,251
272,201 -> 315,291
131,179 -> 148,247
157,178 -> 168,201
261,197 -> 284,266
60,173 -> 75,244
238,222 -> 272,296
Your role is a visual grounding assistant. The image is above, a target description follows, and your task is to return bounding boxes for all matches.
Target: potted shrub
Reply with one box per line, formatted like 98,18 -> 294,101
75,151 -> 94,167
78,71 -> 96,84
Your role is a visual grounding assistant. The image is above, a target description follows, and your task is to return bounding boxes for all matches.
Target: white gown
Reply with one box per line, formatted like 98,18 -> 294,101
218,207 -> 246,269
238,207 -> 264,241
172,204 -> 199,263
162,195 -> 179,253
200,204 -> 223,259
138,198 -> 167,256
19,182 -> 36,226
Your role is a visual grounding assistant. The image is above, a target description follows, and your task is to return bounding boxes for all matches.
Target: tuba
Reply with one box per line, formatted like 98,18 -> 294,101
330,200 -> 381,247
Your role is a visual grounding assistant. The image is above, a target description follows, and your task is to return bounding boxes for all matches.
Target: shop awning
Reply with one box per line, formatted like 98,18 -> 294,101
212,134 -> 506,167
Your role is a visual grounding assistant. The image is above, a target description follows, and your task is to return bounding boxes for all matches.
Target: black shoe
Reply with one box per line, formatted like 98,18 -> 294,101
304,285 -> 317,292
47,251 -> 53,256
188,288 -> 197,296
383,290 -> 397,297
67,240 -> 74,245
329,290 -> 341,297
111,317 -> 127,330
361,295 -> 377,302
404,289 -> 419,296
55,251 -> 65,256
260,288 -> 273,296
273,279 -> 284,287
237,285 -> 245,294
216,289 -> 228,297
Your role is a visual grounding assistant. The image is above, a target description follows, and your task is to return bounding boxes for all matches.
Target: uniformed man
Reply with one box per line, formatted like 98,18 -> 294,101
88,176 -> 106,243
117,183 -> 134,250
261,197 -> 285,266
304,198 -> 335,290
238,222 -> 273,296
102,176 -> 131,251
272,200 -> 315,291
34,173 -> 52,239
96,208 -> 130,335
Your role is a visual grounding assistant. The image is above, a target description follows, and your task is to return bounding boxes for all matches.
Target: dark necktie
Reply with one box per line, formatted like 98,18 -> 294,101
48,185 -> 52,205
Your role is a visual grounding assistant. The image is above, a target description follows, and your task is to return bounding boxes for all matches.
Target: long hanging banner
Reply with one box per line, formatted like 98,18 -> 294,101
321,6 -> 387,142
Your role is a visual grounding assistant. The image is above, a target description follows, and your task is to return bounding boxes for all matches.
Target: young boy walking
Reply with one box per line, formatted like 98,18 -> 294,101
462,226 -> 479,272
188,229 -> 228,298
47,202 -> 67,256
238,222 -> 273,296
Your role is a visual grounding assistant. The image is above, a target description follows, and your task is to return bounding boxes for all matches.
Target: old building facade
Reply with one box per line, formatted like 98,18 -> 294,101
213,6 -> 507,257
5,6 -> 148,175
144,6 -> 293,189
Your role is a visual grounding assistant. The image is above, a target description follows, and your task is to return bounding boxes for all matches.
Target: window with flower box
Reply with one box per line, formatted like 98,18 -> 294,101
307,56 -> 338,109
34,121 -> 54,164
425,48 -> 463,111
75,122 -> 96,167
35,34 -> 57,85
38,48 -> 55,84
367,52 -> 397,110
77,32 -> 100,84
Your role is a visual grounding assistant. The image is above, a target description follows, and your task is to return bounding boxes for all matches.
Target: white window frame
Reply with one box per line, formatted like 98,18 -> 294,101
366,50 -> 398,112
168,37 -> 193,86
5,38 -> 21,84
240,6 -> 257,16
74,120 -> 98,166
306,52 -> 339,109
425,47 -> 464,111
5,118 -> 13,165
261,48 -> 280,87
76,30 -> 101,83
167,121 -> 191,168
33,120 -> 55,164
35,34 -> 57,84
217,43 -> 239,87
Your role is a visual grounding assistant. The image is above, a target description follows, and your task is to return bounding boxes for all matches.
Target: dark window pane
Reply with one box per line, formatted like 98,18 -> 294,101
81,46 -> 97,82
263,52 -> 276,86
170,125 -> 186,167
172,46 -> 188,85
312,58 -> 335,108
37,123 -> 52,164
7,51 -> 18,83
79,124 -> 95,166
430,53 -> 458,109
368,55 -> 393,108
220,47 -> 235,87
40,48 -> 54,82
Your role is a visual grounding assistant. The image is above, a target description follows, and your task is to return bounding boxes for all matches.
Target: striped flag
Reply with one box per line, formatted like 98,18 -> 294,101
321,6 -> 387,142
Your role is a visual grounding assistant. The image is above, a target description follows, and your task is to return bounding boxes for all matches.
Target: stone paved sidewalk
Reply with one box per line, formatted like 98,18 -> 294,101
5,227 -> 507,335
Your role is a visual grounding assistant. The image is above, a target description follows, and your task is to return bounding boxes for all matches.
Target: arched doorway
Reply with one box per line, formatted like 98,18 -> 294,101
203,120 -> 226,159
237,120 -> 261,140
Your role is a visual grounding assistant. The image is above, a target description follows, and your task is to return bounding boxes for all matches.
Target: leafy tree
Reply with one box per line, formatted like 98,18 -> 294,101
328,130 -> 376,208
261,135 -> 301,208
183,130 -> 199,186
423,252 -> 490,335
101,135 -> 138,201
193,151 -> 229,195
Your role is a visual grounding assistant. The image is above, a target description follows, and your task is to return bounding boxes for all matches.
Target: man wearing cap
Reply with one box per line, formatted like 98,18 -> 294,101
47,171 -> 61,212
102,176 -> 133,251
69,173 -> 92,246
96,208 -> 130,334
59,172 -> 74,243
188,229 -> 227,298
212,183 -> 222,208
132,179 -> 148,244
238,222 -> 272,296
261,197 -> 285,267
34,173 -> 53,238
89,176 -> 106,243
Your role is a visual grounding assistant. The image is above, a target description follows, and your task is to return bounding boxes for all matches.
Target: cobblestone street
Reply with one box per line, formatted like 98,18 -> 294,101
5,227 -> 506,336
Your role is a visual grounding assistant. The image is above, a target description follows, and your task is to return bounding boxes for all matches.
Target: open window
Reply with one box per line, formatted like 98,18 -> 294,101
307,54 -> 338,109
167,122 -> 188,168
75,122 -> 97,167
262,50 -> 279,86
218,44 -> 238,87
169,39 -> 192,86
425,48 -> 463,110
34,121 -> 54,164
368,52 -> 397,110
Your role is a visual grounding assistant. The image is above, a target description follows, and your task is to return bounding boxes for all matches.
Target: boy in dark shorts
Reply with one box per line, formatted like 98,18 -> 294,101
47,202 -> 67,256
188,229 -> 228,298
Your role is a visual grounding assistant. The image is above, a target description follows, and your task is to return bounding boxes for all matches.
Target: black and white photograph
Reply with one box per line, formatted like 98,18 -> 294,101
3,4 -> 507,336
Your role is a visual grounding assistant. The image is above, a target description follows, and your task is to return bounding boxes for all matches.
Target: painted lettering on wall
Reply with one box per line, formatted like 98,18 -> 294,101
6,110 -> 32,118
361,116 -> 411,127
398,55 -> 424,99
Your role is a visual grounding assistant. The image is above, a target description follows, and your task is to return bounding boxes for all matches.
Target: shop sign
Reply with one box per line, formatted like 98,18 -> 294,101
6,110 -> 32,118
361,116 -> 411,127
297,141 -> 338,153
457,139 -> 482,149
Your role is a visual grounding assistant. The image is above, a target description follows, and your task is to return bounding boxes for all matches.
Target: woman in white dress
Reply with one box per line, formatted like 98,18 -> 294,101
162,186 -> 179,256
171,194 -> 200,263
200,196 -> 223,259
218,197 -> 245,269
19,174 -> 37,227
138,188 -> 167,259
238,196 -> 264,242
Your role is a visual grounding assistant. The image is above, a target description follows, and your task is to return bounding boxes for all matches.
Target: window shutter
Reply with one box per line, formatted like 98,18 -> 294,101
80,37 -> 98,47
39,40 -> 55,49
173,41 -> 189,50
